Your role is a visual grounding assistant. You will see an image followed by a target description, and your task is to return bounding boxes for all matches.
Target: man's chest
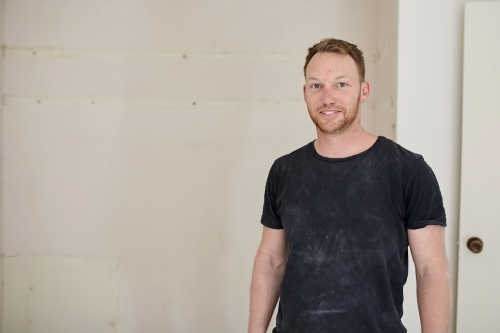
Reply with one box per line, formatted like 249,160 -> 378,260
276,162 -> 406,251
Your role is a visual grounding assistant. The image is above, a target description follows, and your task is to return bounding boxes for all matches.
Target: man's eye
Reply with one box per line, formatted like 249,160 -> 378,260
311,84 -> 321,89
338,82 -> 347,88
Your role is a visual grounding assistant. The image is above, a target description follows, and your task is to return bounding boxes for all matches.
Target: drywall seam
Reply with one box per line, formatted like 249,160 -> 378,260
4,94 -> 304,110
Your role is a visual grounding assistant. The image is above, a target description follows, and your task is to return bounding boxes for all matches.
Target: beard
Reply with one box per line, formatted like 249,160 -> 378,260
308,93 -> 361,135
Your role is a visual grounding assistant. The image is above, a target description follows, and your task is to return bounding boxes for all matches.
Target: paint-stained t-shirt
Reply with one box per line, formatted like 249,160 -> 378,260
261,136 -> 446,333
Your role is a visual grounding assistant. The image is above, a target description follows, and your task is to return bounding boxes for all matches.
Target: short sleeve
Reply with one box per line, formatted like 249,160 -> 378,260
261,162 -> 283,229
404,157 -> 447,229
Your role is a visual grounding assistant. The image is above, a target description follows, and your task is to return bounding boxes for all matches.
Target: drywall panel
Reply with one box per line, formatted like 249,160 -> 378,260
3,256 -> 122,333
0,0 -> 7,329
373,51 -> 397,139
3,52 -> 303,101
2,105 -> 313,256
373,0 -> 397,140
5,0 -> 339,52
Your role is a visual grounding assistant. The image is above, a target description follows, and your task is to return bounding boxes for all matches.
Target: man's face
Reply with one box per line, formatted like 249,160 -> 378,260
303,52 -> 369,136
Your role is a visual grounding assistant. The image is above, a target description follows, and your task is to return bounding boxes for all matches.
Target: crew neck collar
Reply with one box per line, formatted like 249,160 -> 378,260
309,136 -> 383,162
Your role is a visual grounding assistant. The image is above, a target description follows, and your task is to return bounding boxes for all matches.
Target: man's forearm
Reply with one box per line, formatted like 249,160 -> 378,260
248,255 -> 285,333
416,269 -> 451,333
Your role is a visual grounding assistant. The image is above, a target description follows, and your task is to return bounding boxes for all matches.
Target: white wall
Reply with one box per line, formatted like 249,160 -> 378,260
397,0 -> 497,332
2,1 -> 394,332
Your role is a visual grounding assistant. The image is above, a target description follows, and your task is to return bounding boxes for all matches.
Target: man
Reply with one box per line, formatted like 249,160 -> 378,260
248,38 -> 451,333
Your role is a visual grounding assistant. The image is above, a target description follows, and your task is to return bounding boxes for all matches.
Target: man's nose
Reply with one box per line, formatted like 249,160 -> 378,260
322,87 -> 337,105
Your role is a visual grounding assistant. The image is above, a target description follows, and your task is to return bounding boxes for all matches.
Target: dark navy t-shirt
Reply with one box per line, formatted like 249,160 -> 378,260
261,137 -> 446,333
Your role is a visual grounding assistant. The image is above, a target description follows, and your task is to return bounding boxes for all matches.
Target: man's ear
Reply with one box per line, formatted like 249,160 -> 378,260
360,81 -> 370,103
303,84 -> 307,101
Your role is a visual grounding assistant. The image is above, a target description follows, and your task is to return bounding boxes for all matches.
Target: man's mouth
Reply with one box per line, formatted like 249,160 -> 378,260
320,110 -> 341,115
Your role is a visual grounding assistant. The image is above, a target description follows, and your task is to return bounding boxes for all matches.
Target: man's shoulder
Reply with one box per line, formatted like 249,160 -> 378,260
271,142 -> 312,169
377,136 -> 424,165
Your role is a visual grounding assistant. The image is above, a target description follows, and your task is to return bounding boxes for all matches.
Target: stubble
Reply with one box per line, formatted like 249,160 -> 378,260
308,93 -> 362,136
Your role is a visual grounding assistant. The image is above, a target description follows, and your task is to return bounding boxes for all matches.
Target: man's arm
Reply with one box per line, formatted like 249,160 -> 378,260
248,226 -> 288,333
408,225 -> 451,333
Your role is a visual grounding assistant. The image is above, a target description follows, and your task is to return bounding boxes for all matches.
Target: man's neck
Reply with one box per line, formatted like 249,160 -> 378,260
314,125 -> 378,159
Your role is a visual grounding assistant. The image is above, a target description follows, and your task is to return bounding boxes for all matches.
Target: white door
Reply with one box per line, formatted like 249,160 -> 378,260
457,2 -> 500,332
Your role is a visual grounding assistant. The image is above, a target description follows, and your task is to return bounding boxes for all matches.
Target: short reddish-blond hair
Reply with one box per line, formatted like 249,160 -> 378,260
304,38 -> 365,82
